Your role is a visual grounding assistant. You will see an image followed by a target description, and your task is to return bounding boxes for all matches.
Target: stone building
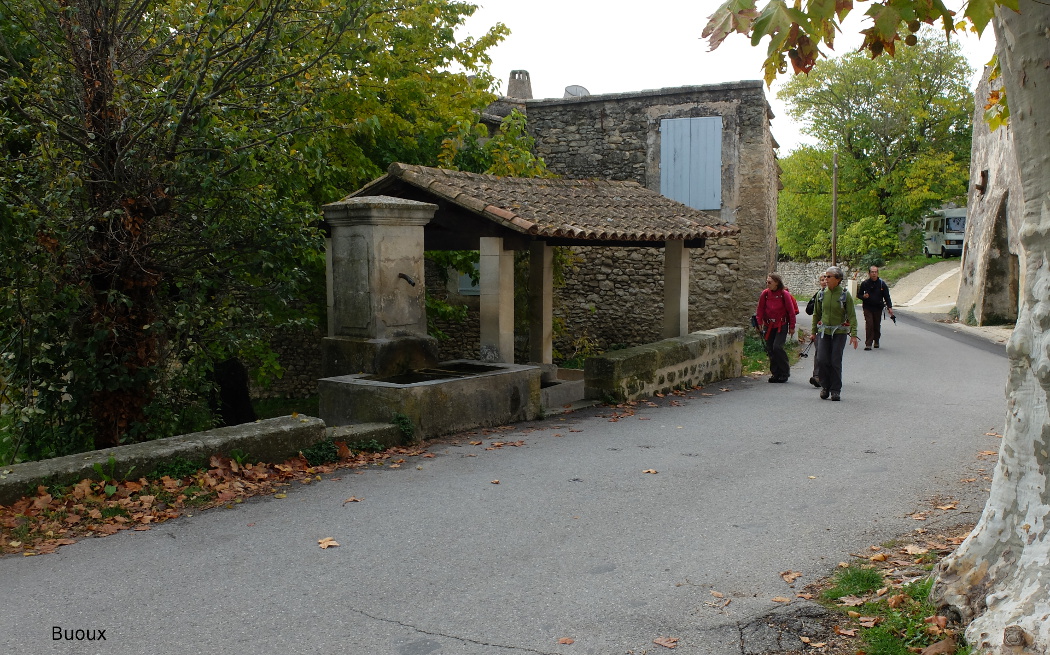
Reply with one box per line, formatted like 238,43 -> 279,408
956,68 -> 1024,326
492,76 -> 779,354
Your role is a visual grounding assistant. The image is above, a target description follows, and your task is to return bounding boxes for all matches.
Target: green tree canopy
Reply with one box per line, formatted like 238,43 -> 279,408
775,34 -> 973,260
0,0 -> 506,460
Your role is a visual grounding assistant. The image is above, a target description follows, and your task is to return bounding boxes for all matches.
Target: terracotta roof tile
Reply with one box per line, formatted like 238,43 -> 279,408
351,163 -> 737,243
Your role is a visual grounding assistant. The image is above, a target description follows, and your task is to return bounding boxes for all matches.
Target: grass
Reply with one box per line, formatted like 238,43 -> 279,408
818,562 -> 970,655
878,255 -> 935,286
742,330 -> 803,377
822,564 -> 886,600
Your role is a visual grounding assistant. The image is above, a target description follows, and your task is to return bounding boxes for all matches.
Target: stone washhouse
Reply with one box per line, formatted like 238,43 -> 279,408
317,164 -> 742,439
477,71 -> 780,357
255,71 -> 778,399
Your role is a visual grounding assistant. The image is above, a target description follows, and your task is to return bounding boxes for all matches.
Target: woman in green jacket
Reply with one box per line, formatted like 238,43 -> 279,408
811,266 -> 860,401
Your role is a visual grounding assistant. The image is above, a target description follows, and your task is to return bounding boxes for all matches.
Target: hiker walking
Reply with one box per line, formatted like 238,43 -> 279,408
806,272 -> 828,388
857,265 -> 894,350
812,266 -> 859,401
756,273 -> 798,383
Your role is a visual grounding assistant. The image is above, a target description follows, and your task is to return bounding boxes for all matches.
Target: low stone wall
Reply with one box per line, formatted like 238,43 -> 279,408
584,327 -> 743,402
0,417 -> 399,506
776,261 -> 856,300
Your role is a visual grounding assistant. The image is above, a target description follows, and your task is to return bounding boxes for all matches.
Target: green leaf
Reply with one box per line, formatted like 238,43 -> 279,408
964,0 -> 997,34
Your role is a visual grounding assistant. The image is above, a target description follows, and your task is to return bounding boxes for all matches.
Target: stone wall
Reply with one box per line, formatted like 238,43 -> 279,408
956,69 -> 1024,326
584,327 -> 743,402
775,261 -> 856,301
551,239 -> 742,357
525,82 -> 779,343
252,326 -> 324,399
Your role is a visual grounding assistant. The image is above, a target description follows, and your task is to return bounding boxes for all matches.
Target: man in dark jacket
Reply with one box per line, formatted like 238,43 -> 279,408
857,266 -> 895,350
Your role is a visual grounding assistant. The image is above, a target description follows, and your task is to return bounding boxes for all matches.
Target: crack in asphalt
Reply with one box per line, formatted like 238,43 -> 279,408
349,607 -> 561,654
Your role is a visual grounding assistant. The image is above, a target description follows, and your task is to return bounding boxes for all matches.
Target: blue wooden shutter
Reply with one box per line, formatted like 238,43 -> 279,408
660,117 -> 722,210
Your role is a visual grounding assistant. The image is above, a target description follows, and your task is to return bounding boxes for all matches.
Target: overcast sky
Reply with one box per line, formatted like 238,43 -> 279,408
456,1 -> 997,154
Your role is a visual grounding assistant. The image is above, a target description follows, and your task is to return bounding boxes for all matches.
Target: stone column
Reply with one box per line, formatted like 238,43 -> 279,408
528,241 -> 553,364
320,196 -> 439,377
480,236 -> 515,362
663,239 -> 690,337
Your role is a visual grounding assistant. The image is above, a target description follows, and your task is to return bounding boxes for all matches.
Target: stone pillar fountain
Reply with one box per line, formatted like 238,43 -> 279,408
321,195 -> 439,378
317,194 -> 543,442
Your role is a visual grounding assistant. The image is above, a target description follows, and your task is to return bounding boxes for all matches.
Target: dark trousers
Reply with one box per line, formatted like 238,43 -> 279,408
816,332 -> 848,393
763,325 -> 790,380
811,338 -> 822,380
862,307 -> 883,347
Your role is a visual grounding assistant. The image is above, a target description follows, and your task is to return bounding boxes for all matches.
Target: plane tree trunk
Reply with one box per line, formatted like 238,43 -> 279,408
930,1 -> 1050,651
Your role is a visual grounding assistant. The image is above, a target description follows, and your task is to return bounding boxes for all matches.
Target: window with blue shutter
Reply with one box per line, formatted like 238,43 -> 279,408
659,117 -> 722,210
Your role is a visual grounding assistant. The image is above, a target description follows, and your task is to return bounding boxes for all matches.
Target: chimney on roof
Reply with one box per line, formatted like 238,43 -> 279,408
507,70 -> 533,99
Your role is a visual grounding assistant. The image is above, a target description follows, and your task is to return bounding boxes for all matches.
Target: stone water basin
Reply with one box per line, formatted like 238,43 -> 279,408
318,360 -> 542,443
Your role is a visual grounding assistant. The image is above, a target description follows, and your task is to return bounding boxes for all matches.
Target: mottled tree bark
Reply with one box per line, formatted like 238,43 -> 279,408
931,1 -> 1050,651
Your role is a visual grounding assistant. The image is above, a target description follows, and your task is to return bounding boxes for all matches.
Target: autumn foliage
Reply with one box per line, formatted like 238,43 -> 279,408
0,443 -> 429,557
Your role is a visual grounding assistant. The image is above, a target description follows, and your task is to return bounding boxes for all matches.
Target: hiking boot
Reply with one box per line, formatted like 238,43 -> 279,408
864,346 -> 872,351
820,389 -> 830,400
831,393 -> 841,401
808,376 -> 820,388
874,343 -> 880,349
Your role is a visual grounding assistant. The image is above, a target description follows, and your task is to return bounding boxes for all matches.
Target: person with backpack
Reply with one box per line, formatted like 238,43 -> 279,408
811,266 -> 859,401
857,265 -> 895,350
805,272 -> 828,388
756,272 -> 798,383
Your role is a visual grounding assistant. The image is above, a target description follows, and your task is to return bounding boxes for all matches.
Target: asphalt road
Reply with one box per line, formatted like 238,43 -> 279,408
1,275 -> 1009,655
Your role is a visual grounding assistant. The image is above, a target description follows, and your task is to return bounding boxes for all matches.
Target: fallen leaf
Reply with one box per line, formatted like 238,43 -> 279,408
491,480 -> 500,484
838,596 -> 866,607
772,596 -> 792,604
870,553 -> 888,562
643,469 -> 658,474
653,636 -> 679,648
834,626 -> 857,637
781,570 -> 803,584
800,636 -> 812,644
935,504 -> 957,511
847,611 -> 862,619
924,616 -> 948,631
920,635 -> 957,655
318,537 -> 339,549
858,616 -> 879,628
710,590 -> 725,598
557,637 -> 575,644
343,497 -> 363,504
274,493 -> 287,499
887,594 -> 909,608
905,545 -> 930,555
796,593 -> 814,599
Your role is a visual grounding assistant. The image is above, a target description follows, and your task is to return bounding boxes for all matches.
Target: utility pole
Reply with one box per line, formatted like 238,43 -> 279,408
831,152 -> 838,265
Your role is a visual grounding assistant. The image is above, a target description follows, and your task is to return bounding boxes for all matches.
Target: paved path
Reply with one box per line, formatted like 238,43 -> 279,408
1,266 -> 1010,655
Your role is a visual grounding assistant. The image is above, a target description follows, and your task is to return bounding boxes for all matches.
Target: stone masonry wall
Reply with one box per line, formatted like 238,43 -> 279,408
525,82 -> 778,340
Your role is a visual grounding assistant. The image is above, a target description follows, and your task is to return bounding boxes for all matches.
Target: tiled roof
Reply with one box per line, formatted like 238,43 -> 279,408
351,163 -> 737,243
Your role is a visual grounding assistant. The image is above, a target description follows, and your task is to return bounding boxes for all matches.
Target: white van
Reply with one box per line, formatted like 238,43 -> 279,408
923,208 -> 966,258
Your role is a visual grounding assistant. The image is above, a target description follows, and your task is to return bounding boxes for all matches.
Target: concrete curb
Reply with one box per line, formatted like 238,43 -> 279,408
0,417 -> 401,507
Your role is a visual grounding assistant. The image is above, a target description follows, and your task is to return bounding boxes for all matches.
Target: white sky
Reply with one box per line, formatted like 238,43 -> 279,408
456,1 -> 998,154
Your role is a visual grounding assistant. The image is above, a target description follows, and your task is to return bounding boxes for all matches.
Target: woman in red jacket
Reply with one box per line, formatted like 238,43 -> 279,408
756,273 -> 798,383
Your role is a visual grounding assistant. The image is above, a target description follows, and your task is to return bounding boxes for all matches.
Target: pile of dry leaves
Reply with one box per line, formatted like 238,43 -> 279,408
1,442 -> 430,557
